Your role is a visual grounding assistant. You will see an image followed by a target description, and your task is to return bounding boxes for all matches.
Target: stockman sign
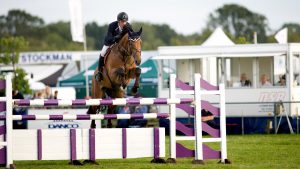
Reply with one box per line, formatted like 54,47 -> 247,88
19,52 -> 81,64
27,109 -> 101,129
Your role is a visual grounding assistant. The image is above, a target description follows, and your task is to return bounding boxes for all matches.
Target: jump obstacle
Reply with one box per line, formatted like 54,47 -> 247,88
0,73 -> 229,168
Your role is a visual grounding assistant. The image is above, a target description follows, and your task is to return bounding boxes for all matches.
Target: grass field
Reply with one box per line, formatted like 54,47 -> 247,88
10,134 -> 300,169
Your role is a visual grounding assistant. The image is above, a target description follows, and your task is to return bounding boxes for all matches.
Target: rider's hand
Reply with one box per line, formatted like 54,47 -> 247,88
114,34 -> 121,41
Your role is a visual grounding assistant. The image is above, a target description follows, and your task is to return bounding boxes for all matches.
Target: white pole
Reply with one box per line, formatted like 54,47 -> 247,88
83,15 -> 89,97
6,75 -> 13,168
169,74 -> 176,160
220,83 -> 228,162
194,74 -> 203,162
253,32 -> 257,44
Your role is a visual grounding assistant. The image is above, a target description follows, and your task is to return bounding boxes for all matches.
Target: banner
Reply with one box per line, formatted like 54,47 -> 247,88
69,0 -> 84,42
27,109 -> 101,129
275,27 -> 288,44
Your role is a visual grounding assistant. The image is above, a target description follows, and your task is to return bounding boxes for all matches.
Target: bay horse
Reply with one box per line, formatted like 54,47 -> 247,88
88,28 -> 143,128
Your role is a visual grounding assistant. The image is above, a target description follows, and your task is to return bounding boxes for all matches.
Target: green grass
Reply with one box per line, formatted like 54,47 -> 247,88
9,134 -> 300,169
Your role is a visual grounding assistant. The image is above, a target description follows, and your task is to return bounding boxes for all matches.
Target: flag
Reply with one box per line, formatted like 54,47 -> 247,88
275,28 -> 288,44
69,0 -> 84,42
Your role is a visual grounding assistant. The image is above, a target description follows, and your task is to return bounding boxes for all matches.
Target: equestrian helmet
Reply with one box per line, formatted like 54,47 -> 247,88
117,12 -> 128,21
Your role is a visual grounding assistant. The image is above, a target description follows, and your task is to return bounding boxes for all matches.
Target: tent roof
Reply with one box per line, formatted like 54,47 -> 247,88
59,62 -> 97,87
201,27 -> 235,46
59,58 -> 159,87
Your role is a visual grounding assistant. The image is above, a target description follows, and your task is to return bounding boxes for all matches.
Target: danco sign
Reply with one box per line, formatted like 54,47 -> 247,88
27,109 -> 101,129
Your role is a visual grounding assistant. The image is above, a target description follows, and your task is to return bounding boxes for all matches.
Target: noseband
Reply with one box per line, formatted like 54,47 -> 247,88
118,37 -> 141,65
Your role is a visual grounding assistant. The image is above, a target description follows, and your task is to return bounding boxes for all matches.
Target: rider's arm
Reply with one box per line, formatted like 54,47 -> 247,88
104,24 -> 116,45
104,22 -> 121,45
124,22 -> 133,32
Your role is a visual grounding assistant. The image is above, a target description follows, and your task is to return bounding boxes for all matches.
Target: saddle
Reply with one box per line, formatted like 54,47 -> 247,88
104,44 -> 115,64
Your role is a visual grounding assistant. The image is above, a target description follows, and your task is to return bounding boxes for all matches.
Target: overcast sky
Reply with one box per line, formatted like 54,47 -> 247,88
0,0 -> 299,35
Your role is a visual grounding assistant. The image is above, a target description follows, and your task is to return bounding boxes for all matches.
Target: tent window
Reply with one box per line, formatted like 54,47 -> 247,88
273,55 -> 286,87
162,59 -> 176,88
258,57 -> 273,87
293,54 -> 300,86
222,58 -> 254,88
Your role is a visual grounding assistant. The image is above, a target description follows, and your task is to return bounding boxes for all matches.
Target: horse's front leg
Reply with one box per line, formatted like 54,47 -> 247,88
131,67 -> 141,95
107,105 -> 116,128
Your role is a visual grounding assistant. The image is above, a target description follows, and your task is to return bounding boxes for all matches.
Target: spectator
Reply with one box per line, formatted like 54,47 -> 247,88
129,94 -> 148,127
260,74 -> 272,87
44,86 -> 53,99
201,109 -> 219,129
130,105 -> 148,127
12,90 -> 27,129
239,73 -> 252,87
35,92 -> 44,99
276,74 -> 286,86
116,106 -> 130,128
54,90 -> 58,99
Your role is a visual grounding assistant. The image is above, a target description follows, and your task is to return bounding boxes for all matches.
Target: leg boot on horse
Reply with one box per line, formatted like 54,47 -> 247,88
95,56 -> 105,81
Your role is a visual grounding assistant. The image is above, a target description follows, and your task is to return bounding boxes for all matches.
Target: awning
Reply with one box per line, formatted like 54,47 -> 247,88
154,43 -> 289,60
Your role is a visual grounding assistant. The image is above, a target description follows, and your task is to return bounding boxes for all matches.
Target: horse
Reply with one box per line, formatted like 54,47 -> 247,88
88,27 -> 143,128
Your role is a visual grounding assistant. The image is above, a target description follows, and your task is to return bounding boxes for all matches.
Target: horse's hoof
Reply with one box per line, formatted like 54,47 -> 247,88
69,160 -> 83,165
131,87 -> 139,95
83,160 -> 99,165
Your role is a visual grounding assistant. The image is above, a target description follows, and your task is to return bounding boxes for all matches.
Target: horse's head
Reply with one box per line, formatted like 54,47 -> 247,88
117,27 -> 142,66
128,27 -> 142,66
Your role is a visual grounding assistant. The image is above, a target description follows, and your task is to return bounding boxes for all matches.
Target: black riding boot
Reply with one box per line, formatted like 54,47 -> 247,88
95,56 -> 104,81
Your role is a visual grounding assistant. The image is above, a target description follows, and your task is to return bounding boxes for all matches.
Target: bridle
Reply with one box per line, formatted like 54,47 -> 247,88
118,37 -> 142,66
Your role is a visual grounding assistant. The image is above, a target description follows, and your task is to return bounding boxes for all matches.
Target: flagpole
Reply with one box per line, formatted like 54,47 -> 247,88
83,24 -> 89,97
68,0 -> 89,98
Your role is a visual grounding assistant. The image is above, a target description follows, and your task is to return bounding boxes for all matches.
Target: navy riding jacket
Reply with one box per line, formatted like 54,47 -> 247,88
104,21 -> 133,46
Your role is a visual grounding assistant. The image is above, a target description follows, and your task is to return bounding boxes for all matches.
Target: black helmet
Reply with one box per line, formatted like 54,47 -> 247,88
117,12 -> 128,21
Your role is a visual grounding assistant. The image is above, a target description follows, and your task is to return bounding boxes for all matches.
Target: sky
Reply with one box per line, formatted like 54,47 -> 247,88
0,0 -> 300,35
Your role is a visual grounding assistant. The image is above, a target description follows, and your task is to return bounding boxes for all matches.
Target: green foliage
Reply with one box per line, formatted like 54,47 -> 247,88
281,23 -> 300,42
0,36 -> 28,64
234,36 -> 251,44
0,36 -> 31,94
0,9 -> 44,37
207,4 -> 269,43
13,68 -> 31,94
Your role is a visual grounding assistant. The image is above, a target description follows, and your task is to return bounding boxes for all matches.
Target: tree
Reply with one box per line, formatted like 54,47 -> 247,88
282,23 -> 300,42
0,36 -> 31,94
0,9 -> 44,37
207,4 -> 269,43
86,22 -> 108,50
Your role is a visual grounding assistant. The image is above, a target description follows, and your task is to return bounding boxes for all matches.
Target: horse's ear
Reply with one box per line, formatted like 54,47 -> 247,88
137,27 -> 142,36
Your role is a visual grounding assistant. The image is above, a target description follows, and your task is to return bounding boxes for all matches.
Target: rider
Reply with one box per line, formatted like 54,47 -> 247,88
95,12 -> 133,81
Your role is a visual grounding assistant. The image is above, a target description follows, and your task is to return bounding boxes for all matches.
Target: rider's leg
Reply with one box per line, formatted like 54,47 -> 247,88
96,45 -> 109,81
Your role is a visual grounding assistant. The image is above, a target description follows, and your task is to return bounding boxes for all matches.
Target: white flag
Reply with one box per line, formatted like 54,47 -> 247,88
69,0 -> 84,42
275,27 -> 288,44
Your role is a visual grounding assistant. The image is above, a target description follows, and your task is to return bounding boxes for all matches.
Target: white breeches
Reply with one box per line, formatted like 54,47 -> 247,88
100,45 -> 109,57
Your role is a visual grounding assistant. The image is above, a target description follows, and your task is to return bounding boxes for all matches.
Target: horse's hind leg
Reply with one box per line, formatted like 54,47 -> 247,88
106,89 -> 125,128
107,106 -> 115,128
89,75 -> 105,128
87,106 -> 97,128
